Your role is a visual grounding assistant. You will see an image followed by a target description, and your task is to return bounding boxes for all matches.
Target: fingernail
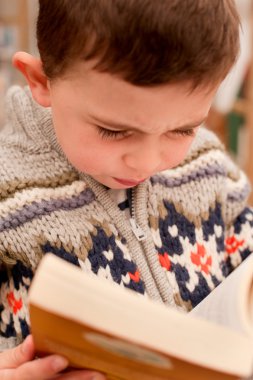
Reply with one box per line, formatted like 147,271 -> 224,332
90,374 -> 106,380
52,356 -> 68,371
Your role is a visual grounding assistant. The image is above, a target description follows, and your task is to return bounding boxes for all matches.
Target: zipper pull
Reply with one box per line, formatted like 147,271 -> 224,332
130,218 -> 147,241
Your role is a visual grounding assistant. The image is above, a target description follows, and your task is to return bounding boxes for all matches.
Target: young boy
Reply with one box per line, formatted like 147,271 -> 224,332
0,0 -> 251,378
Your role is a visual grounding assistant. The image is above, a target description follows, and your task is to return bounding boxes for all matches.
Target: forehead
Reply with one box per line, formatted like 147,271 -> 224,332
52,61 -> 218,131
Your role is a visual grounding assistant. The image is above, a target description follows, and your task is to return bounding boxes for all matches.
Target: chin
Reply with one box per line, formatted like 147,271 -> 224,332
99,179 -> 136,190
104,182 -> 135,190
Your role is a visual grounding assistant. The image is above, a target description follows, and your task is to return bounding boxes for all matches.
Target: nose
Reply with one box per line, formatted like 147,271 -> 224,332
123,137 -> 162,176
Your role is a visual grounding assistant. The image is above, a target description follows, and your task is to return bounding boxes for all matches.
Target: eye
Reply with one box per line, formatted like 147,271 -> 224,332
172,128 -> 196,137
96,126 -> 130,140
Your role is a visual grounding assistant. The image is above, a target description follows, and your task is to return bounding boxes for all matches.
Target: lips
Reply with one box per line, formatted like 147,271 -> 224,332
113,177 -> 146,186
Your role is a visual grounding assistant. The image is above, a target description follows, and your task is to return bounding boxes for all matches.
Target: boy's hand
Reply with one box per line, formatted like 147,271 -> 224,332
0,335 -> 106,379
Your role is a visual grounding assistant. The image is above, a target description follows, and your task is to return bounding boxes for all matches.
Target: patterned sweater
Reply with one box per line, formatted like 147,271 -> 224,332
0,86 -> 253,351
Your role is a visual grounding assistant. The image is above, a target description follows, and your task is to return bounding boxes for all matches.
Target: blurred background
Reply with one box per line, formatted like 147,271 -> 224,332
0,0 -> 37,123
1,0 -> 253,202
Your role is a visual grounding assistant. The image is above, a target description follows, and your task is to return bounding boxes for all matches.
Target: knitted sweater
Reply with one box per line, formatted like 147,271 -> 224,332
0,86 -> 253,350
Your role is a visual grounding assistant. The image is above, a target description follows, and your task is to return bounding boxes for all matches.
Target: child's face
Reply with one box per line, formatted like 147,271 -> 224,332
48,61 -> 217,189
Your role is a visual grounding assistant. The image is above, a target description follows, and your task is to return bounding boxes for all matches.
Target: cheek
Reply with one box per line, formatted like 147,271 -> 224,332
63,143 -> 104,173
163,138 -> 194,168
66,149 -> 107,175
59,135 -> 122,175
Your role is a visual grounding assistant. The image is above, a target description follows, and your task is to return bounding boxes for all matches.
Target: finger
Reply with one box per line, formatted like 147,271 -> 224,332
8,354 -> 69,380
55,369 -> 106,380
0,335 -> 35,369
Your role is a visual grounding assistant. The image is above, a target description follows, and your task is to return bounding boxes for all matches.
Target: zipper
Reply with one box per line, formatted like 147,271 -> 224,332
129,188 -> 147,241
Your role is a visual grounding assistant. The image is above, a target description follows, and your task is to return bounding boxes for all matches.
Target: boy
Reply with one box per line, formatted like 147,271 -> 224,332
0,0 -> 251,378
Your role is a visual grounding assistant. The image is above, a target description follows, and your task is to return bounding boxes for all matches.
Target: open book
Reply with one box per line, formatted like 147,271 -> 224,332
28,254 -> 253,380
190,253 -> 253,338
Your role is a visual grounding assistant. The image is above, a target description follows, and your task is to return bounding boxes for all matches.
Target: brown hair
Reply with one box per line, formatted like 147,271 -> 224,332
37,0 -> 240,87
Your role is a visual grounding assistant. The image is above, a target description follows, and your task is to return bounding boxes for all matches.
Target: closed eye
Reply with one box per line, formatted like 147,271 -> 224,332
96,126 -> 131,140
96,125 -> 197,140
171,128 -> 196,137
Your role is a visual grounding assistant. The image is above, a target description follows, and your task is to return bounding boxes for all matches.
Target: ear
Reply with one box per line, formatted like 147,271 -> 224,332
12,52 -> 51,107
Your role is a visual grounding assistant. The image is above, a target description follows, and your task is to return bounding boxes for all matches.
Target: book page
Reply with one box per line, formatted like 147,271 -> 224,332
190,254 -> 253,337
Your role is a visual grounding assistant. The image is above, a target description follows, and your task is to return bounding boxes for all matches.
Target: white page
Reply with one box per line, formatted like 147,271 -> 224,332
190,254 -> 253,337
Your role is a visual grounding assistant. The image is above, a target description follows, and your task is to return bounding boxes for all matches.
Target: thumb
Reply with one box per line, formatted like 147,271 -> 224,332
0,335 -> 35,369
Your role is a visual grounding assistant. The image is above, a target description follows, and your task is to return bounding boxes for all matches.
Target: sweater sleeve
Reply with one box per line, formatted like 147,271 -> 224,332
0,261 -> 32,350
192,127 -> 253,270
222,152 -> 253,272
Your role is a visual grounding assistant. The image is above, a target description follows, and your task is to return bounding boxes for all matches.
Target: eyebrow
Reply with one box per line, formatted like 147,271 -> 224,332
90,114 -> 207,132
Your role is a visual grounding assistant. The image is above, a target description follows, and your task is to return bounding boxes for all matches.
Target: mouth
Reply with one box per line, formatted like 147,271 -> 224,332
112,177 -> 146,186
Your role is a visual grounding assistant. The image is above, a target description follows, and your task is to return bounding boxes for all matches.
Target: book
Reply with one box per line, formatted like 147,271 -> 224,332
190,253 -> 253,339
28,254 -> 253,380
